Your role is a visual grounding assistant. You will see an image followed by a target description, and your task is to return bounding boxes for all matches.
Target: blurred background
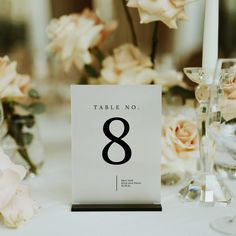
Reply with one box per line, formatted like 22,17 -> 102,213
0,0 -> 235,83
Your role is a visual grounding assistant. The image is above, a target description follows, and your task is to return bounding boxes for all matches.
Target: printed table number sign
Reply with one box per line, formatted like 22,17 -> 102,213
71,85 -> 162,211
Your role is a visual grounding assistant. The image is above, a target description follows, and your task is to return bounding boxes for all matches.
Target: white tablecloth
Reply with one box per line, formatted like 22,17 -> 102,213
1,112 -> 236,236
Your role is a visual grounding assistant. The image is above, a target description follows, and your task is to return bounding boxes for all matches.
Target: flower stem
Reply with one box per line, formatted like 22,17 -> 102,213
2,101 -> 38,175
17,148 -> 37,175
122,0 -> 138,46
150,22 -> 159,67
92,47 -> 105,63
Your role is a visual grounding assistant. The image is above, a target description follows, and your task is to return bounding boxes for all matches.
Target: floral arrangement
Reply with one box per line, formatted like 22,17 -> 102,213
46,4 -> 195,87
46,1 -> 197,82
0,56 -> 45,175
0,56 -> 43,228
0,147 -> 39,228
46,2 -> 198,182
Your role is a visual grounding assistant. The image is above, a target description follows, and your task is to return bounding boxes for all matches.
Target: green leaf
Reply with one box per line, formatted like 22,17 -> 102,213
17,102 -> 45,114
2,101 -> 15,115
225,118 -> 236,125
23,115 -> 35,128
8,115 -> 35,145
10,115 -> 24,138
12,114 -> 35,128
27,103 -> 45,114
28,88 -> 40,99
17,147 -> 38,174
84,64 -> 99,78
93,47 -> 105,62
20,132 -> 33,146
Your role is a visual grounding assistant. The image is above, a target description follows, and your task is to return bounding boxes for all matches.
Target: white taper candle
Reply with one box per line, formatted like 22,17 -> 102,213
202,0 -> 219,71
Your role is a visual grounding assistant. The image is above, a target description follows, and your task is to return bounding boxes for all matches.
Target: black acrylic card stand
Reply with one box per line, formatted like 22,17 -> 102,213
71,203 -> 162,212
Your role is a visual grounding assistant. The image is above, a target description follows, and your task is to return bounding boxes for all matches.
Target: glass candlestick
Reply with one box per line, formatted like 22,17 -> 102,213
178,67 -> 232,206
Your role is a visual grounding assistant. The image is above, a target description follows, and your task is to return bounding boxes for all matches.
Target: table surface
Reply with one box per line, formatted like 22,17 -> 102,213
1,112 -> 236,236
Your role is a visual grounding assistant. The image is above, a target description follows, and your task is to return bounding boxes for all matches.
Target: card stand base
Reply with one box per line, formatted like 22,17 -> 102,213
71,204 -> 162,212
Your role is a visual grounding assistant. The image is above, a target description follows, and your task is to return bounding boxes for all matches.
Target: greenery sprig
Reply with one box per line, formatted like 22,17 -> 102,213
2,88 -> 45,174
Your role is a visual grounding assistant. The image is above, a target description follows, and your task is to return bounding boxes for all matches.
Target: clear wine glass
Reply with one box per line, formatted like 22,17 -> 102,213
209,58 -> 236,235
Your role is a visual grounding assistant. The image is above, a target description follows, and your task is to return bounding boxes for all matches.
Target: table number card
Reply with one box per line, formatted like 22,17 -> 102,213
71,85 -> 162,211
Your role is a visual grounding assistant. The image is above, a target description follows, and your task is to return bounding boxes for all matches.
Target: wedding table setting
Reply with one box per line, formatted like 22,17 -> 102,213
0,110 -> 235,236
0,0 -> 236,235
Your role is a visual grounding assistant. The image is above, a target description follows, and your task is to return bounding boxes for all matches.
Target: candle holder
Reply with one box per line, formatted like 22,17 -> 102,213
178,67 -> 232,206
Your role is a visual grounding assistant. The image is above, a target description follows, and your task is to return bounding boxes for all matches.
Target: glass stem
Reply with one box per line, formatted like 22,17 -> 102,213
197,103 -> 214,173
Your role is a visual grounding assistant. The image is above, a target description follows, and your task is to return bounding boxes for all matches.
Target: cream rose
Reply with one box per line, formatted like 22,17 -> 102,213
101,44 -> 157,84
1,185 -> 39,228
0,148 -> 26,212
161,114 -> 198,177
127,0 -> 194,28
47,9 -> 117,72
0,147 -> 38,228
165,115 -> 198,152
0,56 -> 30,99
161,135 -> 197,176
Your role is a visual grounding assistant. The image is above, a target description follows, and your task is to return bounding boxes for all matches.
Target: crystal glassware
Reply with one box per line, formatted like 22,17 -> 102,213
210,216 -> 236,236
178,67 -> 232,206
209,60 -> 236,179
209,58 -> 236,235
